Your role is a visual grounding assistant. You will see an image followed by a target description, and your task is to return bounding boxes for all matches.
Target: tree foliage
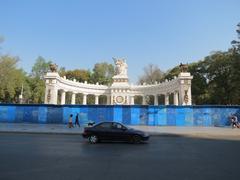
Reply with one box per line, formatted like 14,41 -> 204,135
90,62 -> 114,85
31,56 -> 51,79
0,55 -> 28,103
63,69 -> 91,82
163,50 -> 240,105
138,64 -> 164,84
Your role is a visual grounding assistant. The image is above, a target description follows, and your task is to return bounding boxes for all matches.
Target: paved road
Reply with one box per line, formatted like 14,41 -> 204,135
0,133 -> 239,180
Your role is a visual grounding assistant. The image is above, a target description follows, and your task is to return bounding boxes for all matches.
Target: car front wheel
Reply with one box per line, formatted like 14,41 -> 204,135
131,135 -> 141,144
88,135 -> 98,144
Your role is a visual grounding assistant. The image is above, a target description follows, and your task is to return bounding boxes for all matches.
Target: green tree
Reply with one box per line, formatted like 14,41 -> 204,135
0,55 -> 28,103
28,56 -> 52,103
188,61 -> 209,104
27,77 -> 45,103
204,52 -> 233,104
63,69 -> 91,82
221,51 -> 240,105
31,56 -> 52,79
90,62 -> 114,85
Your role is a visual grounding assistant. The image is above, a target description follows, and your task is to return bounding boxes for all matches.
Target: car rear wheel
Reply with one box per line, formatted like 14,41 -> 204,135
88,135 -> 98,144
131,135 -> 141,144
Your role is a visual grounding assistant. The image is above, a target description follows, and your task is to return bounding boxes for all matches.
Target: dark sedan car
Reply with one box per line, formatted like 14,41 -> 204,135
82,121 -> 150,144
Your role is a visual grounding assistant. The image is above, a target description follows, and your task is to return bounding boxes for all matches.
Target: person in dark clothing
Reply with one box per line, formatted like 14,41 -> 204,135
75,113 -> 80,127
68,114 -> 74,128
230,114 -> 239,128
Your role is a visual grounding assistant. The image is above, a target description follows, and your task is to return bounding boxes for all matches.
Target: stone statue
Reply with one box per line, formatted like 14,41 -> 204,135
49,63 -> 58,72
179,63 -> 188,72
113,58 -> 128,76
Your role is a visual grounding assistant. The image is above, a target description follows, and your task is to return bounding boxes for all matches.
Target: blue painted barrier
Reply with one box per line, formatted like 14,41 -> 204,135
0,104 -> 239,126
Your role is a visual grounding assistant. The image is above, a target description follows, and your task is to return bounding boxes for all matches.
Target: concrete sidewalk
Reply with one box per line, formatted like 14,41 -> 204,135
0,123 -> 240,139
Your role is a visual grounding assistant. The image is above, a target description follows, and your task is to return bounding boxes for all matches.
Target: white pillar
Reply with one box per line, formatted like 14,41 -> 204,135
71,92 -> 76,105
107,95 -> 111,105
142,95 -> 146,105
178,73 -> 193,105
174,91 -> 179,105
44,73 -> 60,104
44,87 -> 50,104
165,93 -> 169,105
95,95 -> 99,105
130,96 -> 135,105
61,91 -> 66,105
187,86 -> 192,105
83,94 -> 87,105
179,87 -> 185,105
154,95 -> 158,105
45,87 -> 58,104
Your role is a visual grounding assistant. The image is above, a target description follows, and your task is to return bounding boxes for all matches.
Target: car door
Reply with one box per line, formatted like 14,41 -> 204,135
111,122 -> 129,141
94,122 -> 113,140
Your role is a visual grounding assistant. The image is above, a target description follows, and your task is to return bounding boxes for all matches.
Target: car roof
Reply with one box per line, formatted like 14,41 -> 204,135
93,121 -> 124,126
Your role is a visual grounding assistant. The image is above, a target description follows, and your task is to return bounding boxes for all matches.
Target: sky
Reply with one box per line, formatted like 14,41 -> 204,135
0,0 -> 240,83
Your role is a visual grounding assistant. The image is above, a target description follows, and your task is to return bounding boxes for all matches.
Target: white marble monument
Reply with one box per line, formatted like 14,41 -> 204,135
44,59 -> 193,105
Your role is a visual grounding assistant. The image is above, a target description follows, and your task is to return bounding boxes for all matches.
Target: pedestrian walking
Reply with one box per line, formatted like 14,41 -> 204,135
68,114 -> 74,128
230,114 -> 240,128
75,113 -> 80,127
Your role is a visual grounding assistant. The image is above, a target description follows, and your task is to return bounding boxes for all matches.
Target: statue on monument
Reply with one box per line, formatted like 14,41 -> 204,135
179,63 -> 188,72
49,63 -> 58,72
113,58 -> 128,76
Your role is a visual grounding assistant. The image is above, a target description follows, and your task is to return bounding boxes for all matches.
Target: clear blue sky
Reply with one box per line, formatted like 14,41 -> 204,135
0,0 -> 239,83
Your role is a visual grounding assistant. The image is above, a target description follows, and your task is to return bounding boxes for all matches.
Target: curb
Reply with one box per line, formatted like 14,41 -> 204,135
1,130 -> 240,140
0,130 -> 83,135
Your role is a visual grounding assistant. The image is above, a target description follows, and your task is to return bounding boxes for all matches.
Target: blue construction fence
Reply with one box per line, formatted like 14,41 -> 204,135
0,104 -> 240,126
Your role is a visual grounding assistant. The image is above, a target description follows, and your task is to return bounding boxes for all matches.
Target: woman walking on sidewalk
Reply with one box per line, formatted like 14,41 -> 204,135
75,113 -> 80,127
68,114 -> 74,128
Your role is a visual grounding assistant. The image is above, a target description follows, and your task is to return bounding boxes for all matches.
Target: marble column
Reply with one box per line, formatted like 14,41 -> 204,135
107,95 -> 110,105
130,96 -> 135,105
142,95 -> 146,105
165,93 -> 169,105
44,87 -> 58,104
174,91 -> 179,105
71,92 -> 76,105
83,94 -> 87,105
95,95 -> 99,105
154,95 -> 158,106
187,86 -> 192,105
44,87 -> 50,104
61,91 -> 66,105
